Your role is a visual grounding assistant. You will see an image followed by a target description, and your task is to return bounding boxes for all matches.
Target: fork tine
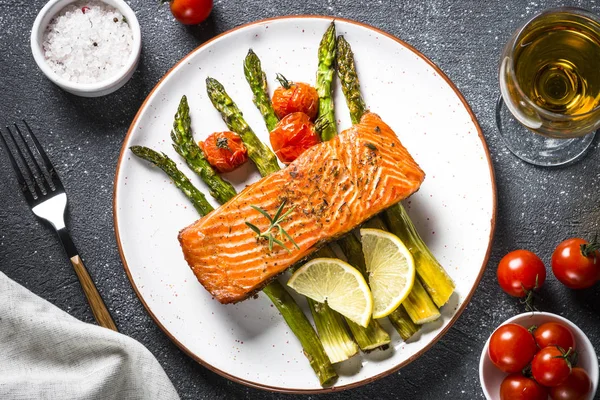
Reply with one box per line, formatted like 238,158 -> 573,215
5,125 -> 43,198
23,120 -> 62,189
14,123 -> 54,193
0,128 -> 29,191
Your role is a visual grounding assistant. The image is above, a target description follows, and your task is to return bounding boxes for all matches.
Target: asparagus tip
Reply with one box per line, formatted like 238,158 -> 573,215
205,76 -> 222,90
129,145 -> 141,154
326,20 -> 336,33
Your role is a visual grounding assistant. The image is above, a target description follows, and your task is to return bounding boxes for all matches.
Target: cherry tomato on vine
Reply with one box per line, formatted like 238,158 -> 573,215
533,322 -> 576,352
531,346 -> 572,387
269,112 -> 320,164
551,238 -> 600,289
272,74 -> 319,120
166,0 -> 213,25
497,250 -> 546,297
488,323 -> 537,373
499,374 -> 548,400
549,367 -> 591,400
199,131 -> 248,173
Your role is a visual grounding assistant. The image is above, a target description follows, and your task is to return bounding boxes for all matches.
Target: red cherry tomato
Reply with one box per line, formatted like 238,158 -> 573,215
272,75 -> 319,120
533,322 -> 576,352
168,0 -> 213,25
531,346 -> 572,387
269,112 -> 320,164
499,373 -> 548,400
199,131 -> 248,173
497,250 -> 547,297
549,367 -> 591,400
551,238 -> 600,289
488,323 -> 537,373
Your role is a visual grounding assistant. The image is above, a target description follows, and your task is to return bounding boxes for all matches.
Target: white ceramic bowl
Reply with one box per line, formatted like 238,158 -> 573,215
30,0 -> 141,97
479,312 -> 599,400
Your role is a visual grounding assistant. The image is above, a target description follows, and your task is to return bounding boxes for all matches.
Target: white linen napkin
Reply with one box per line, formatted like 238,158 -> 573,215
0,271 -> 180,400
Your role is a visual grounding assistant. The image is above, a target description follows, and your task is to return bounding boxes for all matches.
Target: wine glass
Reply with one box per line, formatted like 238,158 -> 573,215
496,7 -> 600,166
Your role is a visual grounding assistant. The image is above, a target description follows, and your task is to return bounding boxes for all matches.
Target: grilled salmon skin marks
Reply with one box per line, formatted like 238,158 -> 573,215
178,112 -> 425,303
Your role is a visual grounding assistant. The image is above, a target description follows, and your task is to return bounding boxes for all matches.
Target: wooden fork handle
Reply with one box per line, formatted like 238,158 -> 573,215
70,255 -> 118,331
56,227 -> 118,331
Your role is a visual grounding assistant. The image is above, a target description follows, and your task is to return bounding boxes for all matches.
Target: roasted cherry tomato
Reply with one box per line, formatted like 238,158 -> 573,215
499,373 -> 548,400
497,250 -> 546,297
269,112 -> 320,164
199,131 -> 248,173
488,323 -> 537,373
549,367 -> 591,400
167,0 -> 213,25
531,346 -> 572,387
551,238 -> 600,289
533,322 -> 576,352
272,74 -> 319,120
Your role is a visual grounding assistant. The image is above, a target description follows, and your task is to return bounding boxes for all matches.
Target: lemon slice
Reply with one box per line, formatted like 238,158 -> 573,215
360,228 -> 416,319
287,258 -> 373,328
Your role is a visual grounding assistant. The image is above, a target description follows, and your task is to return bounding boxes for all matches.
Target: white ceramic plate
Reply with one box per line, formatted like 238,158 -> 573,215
114,16 -> 496,393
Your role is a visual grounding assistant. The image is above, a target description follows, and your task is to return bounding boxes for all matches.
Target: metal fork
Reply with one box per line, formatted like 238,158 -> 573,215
0,121 -> 117,331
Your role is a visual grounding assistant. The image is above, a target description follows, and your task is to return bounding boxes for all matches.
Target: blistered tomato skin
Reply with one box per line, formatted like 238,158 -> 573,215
199,131 -> 248,173
269,112 -> 320,164
488,323 -> 537,373
272,82 -> 319,120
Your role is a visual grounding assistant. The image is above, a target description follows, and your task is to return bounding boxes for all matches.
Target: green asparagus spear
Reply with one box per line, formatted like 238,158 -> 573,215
261,282 -> 337,385
173,81 -> 348,374
244,49 -> 279,132
361,216 -> 438,325
384,204 -> 455,307
336,226 -> 420,339
131,146 -> 337,386
336,36 -> 367,124
335,34 -> 454,308
311,245 -> 388,353
315,26 -> 399,342
241,29 -> 391,352
129,146 -> 213,216
170,95 -> 237,205
206,77 -> 280,177
315,21 -> 337,141
388,307 -> 419,341
207,76 -> 364,361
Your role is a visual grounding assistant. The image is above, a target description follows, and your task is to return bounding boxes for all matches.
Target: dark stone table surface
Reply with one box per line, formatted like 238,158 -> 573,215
1,0 -> 599,398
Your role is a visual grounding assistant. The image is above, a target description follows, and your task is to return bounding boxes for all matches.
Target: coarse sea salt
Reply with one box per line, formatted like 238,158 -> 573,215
42,1 -> 133,84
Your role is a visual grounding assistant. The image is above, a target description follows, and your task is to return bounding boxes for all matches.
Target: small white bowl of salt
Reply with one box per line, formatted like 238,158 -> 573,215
31,0 -> 141,97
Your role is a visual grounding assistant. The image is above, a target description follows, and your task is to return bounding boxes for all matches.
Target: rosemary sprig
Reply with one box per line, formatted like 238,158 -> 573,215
246,199 -> 300,252
314,116 -> 331,134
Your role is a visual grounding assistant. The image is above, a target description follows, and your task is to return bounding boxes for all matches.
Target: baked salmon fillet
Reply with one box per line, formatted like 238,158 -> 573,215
179,112 -> 425,303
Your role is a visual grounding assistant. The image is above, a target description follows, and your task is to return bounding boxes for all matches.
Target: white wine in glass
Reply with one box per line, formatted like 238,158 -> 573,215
497,7 -> 600,166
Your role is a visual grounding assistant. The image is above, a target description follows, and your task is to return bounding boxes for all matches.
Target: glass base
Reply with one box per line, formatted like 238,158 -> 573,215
496,97 -> 596,167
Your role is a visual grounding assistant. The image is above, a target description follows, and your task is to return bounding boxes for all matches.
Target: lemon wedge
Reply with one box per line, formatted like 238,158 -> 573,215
287,258 -> 373,328
360,228 -> 416,319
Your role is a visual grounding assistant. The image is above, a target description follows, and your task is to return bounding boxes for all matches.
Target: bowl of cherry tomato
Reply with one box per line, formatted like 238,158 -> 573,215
479,312 -> 598,400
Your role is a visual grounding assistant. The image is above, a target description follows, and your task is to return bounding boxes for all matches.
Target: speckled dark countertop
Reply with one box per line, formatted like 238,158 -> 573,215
1,1 -> 599,399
